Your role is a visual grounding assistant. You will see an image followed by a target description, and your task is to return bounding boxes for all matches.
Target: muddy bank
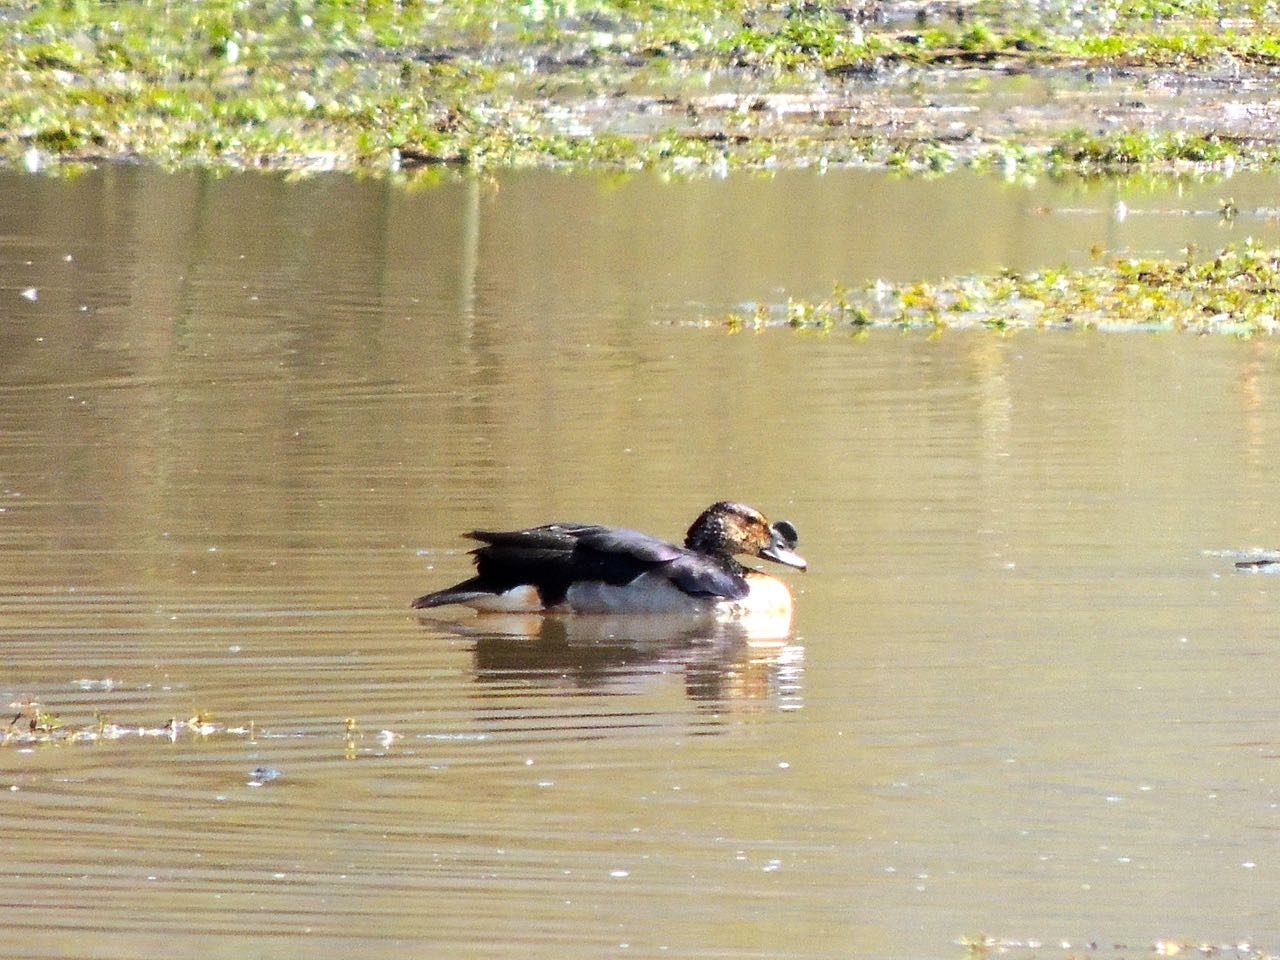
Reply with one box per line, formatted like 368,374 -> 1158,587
4,1 -> 1280,176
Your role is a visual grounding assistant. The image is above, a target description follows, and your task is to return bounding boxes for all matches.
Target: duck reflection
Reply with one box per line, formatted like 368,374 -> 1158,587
419,611 -> 804,709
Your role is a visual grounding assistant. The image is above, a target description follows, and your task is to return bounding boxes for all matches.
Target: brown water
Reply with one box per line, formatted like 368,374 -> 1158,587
5,166 -> 1280,959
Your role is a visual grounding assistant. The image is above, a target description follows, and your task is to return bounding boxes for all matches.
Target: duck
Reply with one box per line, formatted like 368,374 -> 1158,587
411,501 -> 806,617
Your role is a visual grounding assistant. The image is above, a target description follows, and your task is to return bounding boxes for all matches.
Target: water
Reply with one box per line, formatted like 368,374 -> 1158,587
4,166 -> 1280,959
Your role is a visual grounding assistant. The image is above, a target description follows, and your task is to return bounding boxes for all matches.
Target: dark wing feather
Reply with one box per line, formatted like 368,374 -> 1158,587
466,524 -> 585,550
571,525 -> 685,564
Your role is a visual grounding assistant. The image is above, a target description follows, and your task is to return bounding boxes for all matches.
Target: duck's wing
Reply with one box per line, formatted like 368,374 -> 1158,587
470,524 -> 748,602
572,526 -> 748,600
666,557 -> 748,599
466,524 -> 673,589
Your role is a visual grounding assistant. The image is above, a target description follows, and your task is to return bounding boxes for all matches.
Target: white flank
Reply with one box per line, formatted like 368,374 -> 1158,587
467,584 -> 545,613
564,573 -> 713,615
562,571 -> 795,617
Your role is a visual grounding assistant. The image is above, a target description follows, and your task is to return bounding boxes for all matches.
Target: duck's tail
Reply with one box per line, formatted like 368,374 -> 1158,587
411,577 -> 492,609
412,579 -> 547,612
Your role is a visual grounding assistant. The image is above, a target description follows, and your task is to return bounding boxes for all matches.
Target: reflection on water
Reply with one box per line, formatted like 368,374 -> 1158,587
434,612 -> 805,710
6,166 -> 1280,959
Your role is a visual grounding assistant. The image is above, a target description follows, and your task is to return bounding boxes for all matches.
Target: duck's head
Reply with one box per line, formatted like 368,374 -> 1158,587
685,501 -> 807,570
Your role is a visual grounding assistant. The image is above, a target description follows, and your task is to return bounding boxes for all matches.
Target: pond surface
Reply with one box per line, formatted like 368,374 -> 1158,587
4,166 -> 1280,959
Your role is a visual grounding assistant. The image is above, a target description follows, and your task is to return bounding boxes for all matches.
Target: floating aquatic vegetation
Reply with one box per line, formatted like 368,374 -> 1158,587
1,697 -> 399,750
2,698 -> 252,746
718,242 -> 1280,336
5,1 -> 1280,175
957,934 -> 1280,959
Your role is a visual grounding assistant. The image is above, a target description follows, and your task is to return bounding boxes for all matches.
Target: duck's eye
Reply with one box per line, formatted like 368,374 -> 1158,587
772,520 -> 798,547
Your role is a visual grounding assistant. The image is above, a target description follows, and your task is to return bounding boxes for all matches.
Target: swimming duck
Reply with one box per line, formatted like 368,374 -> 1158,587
411,501 -> 806,616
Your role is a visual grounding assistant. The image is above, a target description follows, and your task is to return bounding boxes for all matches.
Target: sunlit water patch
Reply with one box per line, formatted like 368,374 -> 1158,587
5,167 -> 1280,959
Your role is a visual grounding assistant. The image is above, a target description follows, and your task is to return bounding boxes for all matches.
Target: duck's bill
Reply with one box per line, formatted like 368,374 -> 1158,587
760,542 -> 807,570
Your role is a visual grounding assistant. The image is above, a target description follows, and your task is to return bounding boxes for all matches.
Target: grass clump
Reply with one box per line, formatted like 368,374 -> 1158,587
1049,130 -> 1241,167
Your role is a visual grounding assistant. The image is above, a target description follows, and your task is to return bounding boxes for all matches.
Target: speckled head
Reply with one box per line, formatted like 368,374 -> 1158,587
684,501 -> 807,570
